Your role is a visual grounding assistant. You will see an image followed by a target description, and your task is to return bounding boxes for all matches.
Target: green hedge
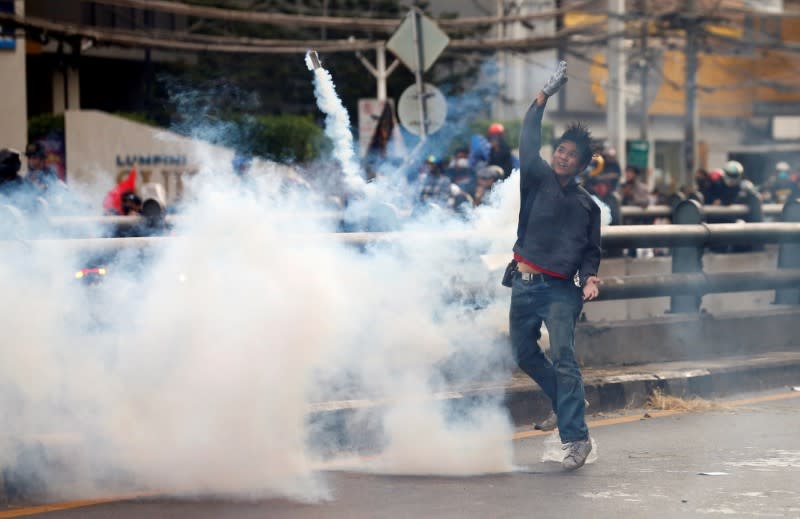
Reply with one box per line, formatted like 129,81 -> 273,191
28,113 -> 64,141
244,114 -> 328,163
29,112 -> 328,164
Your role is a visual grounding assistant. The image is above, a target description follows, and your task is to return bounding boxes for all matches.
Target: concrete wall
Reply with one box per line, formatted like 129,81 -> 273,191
0,0 -> 27,153
577,308 -> 800,367
64,110 -> 298,203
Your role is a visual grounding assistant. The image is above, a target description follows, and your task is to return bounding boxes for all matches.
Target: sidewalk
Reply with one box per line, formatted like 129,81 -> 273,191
309,351 -> 800,428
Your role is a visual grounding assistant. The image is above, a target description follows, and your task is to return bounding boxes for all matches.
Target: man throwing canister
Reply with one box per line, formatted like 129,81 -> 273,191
508,61 -> 601,470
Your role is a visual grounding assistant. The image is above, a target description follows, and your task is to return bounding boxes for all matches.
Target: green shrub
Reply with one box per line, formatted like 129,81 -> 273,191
28,113 -> 64,141
247,114 -> 327,163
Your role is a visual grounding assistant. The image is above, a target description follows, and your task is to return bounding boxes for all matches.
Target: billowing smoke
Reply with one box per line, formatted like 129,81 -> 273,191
0,53 -> 529,503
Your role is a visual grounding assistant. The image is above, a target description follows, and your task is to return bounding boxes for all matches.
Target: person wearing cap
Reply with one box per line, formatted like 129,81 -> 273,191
486,122 -> 516,180
505,61 -> 600,471
417,155 -> 453,210
0,148 -> 25,198
24,142 -> 58,192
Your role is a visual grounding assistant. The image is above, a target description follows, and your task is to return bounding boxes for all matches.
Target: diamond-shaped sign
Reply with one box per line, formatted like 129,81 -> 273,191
386,10 -> 449,73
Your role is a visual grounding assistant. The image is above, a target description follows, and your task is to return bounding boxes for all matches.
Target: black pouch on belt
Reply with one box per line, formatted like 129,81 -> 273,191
501,259 -> 518,288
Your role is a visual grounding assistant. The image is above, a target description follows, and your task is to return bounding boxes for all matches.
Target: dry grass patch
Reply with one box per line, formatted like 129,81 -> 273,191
646,389 -> 732,412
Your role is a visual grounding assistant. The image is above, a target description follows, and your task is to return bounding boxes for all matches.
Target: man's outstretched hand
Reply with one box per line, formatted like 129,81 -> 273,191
542,60 -> 568,97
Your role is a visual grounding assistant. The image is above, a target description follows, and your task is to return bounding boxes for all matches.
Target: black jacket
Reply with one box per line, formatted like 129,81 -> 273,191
514,99 -> 601,285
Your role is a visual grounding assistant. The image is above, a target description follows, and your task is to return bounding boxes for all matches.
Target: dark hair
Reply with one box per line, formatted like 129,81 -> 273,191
555,122 -> 593,168
626,165 -> 641,176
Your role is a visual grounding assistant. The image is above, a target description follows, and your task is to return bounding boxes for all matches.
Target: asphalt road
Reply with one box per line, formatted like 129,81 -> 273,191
3,390 -> 799,518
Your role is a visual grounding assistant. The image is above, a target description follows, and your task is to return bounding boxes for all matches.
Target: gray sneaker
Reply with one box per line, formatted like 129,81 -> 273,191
562,438 -> 592,470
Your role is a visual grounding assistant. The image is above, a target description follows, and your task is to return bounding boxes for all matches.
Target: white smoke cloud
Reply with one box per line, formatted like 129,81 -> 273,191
0,57 -> 530,503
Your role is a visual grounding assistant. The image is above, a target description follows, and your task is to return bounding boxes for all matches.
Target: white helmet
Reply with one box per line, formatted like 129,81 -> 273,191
776,161 -> 791,173
722,160 -> 744,180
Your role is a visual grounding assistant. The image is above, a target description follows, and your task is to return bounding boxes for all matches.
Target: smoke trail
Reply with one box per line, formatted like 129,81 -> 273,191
305,51 -> 368,196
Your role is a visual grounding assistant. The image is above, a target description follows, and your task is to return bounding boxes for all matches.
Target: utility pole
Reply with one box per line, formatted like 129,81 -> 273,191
607,0 -> 627,168
494,0 -> 506,121
355,43 -> 400,102
683,0 -> 700,190
639,0 -> 649,142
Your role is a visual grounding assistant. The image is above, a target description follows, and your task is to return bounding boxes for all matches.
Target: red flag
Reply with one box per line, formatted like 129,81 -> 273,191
103,168 -> 137,214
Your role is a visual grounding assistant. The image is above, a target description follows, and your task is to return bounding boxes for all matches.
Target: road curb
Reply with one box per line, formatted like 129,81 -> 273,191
504,353 -> 800,427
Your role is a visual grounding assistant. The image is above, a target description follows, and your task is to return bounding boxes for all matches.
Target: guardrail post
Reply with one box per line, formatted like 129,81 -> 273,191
742,190 -> 764,223
670,199 -> 704,313
775,198 -> 800,305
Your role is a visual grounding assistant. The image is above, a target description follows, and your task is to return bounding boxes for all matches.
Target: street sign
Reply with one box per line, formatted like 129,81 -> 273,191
627,140 -> 649,169
386,11 -> 449,74
397,83 -> 447,136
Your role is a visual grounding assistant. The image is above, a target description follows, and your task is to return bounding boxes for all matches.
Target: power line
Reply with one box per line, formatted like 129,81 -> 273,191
0,11 -> 606,54
87,0 -> 599,33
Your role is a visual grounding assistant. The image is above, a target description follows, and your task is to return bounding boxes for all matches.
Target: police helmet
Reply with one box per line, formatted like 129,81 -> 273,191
722,160 -> 744,180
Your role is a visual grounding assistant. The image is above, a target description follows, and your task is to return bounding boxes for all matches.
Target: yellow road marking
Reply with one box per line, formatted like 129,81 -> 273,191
4,391 -> 798,516
0,497 -> 135,518
513,390 -> 800,440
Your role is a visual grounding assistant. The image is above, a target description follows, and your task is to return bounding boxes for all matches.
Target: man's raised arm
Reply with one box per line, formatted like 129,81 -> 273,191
518,61 -> 568,186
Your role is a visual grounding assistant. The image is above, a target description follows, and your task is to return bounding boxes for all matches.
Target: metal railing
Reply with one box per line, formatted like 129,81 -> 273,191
4,199 -> 800,312
620,203 -> 783,219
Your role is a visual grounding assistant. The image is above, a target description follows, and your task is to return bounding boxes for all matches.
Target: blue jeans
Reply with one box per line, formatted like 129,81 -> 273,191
509,273 -> 589,442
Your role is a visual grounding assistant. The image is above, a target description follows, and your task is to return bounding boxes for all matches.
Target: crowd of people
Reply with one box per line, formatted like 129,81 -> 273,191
4,132 -> 798,234
0,143 -> 65,212
408,123 -> 519,215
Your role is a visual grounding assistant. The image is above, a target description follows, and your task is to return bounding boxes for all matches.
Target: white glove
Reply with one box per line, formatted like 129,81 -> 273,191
542,60 -> 568,97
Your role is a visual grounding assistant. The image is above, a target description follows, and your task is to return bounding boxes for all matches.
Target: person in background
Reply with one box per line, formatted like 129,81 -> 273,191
24,142 -> 58,192
620,165 -> 650,209
583,156 -> 622,227
764,161 -> 797,204
507,60 -> 600,471
473,165 -> 503,206
487,122 -> 516,180
695,168 -> 711,199
445,147 -> 477,198
0,148 -> 26,200
417,155 -> 453,210
620,165 -> 652,257
597,147 -> 622,193
708,160 -> 761,251
120,191 -> 142,216
468,133 -> 491,171
702,168 -> 726,205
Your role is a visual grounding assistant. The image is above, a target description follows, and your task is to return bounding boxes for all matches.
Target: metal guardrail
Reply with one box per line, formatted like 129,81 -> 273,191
598,269 -> 800,300
41,203 -> 784,230
4,199 -> 800,312
6,222 -> 800,253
